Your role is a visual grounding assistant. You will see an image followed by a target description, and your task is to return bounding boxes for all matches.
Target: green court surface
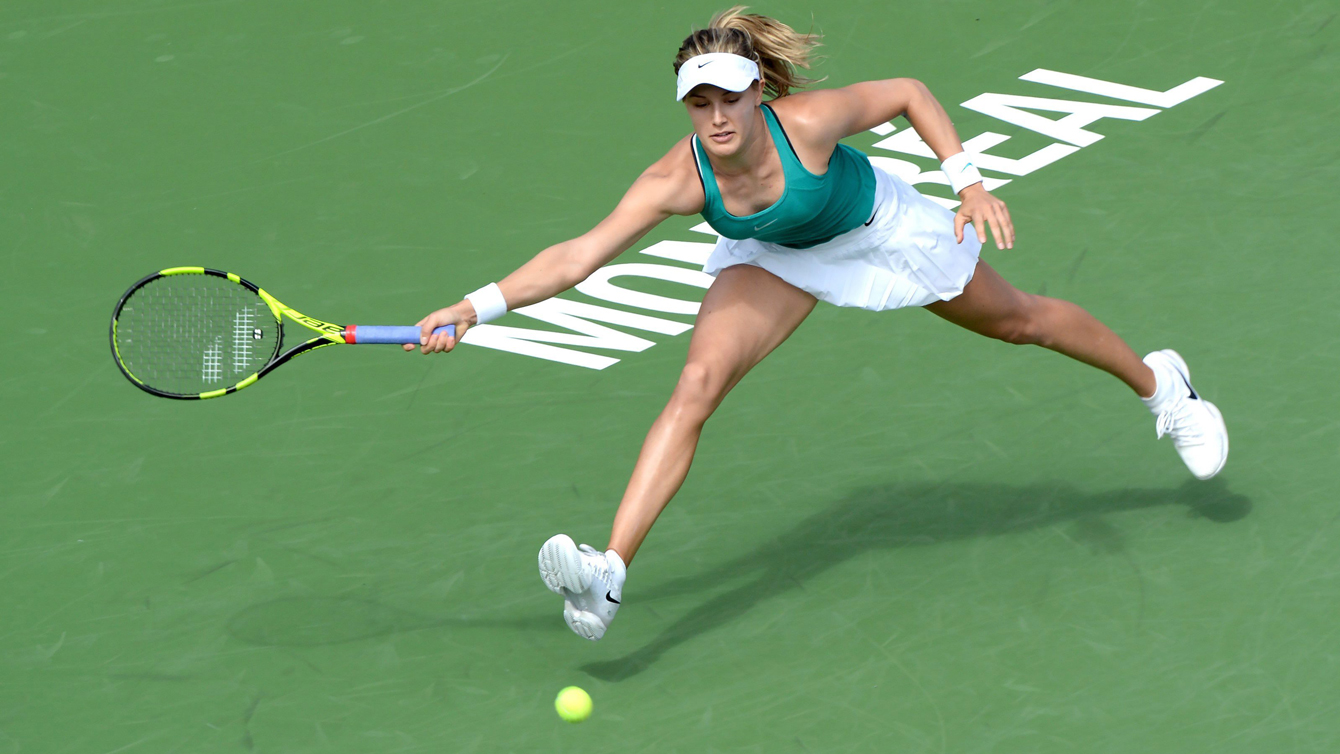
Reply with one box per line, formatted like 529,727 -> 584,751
3,0 -> 1338,751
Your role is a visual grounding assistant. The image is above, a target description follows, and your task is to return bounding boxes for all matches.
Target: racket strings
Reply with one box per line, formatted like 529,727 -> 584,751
114,275 -> 281,396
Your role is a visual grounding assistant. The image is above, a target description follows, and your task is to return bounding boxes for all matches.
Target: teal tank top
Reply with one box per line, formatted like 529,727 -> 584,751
692,104 -> 876,249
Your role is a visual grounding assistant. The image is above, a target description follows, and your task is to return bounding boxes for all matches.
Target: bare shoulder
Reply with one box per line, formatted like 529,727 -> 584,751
632,135 -> 705,216
769,81 -> 918,142
765,89 -> 856,141
767,89 -> 852,122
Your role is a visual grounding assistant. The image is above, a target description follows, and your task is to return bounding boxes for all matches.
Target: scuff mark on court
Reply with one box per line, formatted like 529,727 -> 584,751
1187,111 -> 1227,142
1066,247 -> 1088,283
253,53 -> 510,163
183,559 -> 236,585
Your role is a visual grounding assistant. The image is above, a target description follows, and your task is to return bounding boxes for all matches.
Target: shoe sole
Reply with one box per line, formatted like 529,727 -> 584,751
1196,400 -> 1229,479
563,607 -> 605,641
1156,348 -> 1229,479
538,534 -> 589,595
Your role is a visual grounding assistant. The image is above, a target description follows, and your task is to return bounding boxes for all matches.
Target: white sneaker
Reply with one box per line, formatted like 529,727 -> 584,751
1142,350 -> 1229,480
538,534 -> 626,641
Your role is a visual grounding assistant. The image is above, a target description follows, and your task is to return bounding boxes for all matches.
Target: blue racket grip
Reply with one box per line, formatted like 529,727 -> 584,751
346,324 -> 455,345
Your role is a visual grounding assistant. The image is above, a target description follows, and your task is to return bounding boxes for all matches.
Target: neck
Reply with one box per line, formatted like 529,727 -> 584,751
708,106 -> 773,177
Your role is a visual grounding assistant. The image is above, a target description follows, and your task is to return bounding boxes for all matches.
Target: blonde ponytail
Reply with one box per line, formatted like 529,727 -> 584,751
673,6 -> 823,99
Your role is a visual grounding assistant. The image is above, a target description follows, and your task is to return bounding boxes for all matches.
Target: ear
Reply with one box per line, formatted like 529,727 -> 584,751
752,79 -> 764,105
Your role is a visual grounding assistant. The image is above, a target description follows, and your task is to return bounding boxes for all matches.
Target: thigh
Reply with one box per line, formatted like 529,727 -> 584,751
686,264 -> 818,390
923,260 -> 1033,335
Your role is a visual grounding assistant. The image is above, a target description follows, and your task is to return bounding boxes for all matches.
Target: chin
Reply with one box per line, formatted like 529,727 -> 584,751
702,135 -> 740,157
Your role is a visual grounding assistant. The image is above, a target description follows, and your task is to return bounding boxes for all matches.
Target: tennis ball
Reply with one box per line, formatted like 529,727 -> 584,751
554,686 -> 592,723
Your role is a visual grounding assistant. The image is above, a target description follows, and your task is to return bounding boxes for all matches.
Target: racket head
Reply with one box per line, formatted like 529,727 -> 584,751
110,268 -> 283,399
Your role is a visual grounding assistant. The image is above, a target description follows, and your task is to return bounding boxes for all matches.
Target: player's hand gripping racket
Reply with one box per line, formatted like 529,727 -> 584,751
110,267 -> 454,400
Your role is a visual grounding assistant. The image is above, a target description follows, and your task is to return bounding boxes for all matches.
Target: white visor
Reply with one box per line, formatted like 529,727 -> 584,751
675,53 -> 760,101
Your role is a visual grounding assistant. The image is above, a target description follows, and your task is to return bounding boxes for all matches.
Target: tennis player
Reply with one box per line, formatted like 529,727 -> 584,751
406,7 -> 1229,641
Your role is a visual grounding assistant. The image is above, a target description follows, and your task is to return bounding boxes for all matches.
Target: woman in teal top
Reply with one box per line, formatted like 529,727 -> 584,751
692,102 -> 876,249
408,8 -> 1229,641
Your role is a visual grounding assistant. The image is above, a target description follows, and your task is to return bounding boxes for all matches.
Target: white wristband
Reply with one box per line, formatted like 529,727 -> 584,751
941,152 -> 984,196
465,283 -> 508,325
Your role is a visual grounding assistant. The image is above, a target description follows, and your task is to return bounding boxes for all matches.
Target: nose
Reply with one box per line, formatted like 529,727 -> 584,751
712,104 -> 728,127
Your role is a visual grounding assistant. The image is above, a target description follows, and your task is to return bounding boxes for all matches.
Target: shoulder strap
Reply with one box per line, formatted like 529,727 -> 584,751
761,104 -> 805,171
690,135 -> 719,209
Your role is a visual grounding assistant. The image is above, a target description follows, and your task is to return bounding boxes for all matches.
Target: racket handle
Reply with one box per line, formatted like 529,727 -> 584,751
344,324 -> 456,345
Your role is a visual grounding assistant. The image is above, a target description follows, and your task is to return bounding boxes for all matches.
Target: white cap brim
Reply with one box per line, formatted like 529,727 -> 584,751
675,53 -> 760,101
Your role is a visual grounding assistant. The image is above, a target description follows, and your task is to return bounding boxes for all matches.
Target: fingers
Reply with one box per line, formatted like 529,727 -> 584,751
961,196 -> 1015,251
418,318 -> 468,354
421,326 -> 456,354
985,203 -> 1014,250
986,212 -> 1003,250
998,203 -> 1015,249
419,317 -> 438,347
414,310 -> 454,354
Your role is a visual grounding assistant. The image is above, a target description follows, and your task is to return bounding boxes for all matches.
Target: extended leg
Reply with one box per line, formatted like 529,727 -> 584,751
925,260 -> 1156,397
926,260 -> 1227,479
539,265 -> 816,641
607,265 -> 817,565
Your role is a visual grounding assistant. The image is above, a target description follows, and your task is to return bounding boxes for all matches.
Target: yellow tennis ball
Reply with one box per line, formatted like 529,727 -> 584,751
554,686 -> 592,723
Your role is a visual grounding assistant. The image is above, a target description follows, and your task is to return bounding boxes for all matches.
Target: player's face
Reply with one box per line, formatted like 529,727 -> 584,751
683,82 -> 762,158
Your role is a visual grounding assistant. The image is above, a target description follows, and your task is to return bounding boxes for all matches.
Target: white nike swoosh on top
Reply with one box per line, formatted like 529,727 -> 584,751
753,218 -> 779,231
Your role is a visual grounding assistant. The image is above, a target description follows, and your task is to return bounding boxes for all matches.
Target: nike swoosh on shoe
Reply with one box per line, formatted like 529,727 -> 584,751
1181,374 -> 1199,400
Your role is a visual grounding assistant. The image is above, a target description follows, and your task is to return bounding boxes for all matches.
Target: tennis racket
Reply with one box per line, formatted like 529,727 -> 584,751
110,267 -> 454,400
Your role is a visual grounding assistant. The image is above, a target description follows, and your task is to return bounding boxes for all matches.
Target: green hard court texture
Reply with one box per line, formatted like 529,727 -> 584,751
2,0 -> 1337,750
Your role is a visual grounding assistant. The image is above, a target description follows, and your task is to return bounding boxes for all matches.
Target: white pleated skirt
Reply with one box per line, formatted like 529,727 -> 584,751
702,165 -> 982,310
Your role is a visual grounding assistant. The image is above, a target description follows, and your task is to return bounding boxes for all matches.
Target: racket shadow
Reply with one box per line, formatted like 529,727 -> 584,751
581,477 -> 1251,682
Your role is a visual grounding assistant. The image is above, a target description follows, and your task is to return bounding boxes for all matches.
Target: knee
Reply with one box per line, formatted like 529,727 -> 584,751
993,297 -> 1047,346
996,317 -> 1042,346
670,361 -> 729,417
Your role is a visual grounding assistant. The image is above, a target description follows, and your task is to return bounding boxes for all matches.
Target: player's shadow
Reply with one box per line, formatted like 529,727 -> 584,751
581,477 -> 1250,682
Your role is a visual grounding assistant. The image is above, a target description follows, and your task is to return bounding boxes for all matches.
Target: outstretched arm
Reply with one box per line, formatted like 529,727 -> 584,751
407,147 -> 702,353
795,79 -> 1015,250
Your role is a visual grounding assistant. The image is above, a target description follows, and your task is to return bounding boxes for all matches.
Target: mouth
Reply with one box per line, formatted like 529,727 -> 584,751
709,131 -> 734,143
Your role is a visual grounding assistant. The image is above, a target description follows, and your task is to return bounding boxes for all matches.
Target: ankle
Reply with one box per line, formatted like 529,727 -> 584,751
1133,364 -> 1158,401
1139,356 -> 1174,410
605,549 -> 628,579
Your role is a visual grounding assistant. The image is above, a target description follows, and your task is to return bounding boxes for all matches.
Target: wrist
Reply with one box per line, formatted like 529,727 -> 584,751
957,182 -> 988,199
464,282 -> 508,325
941,151 -> 984,196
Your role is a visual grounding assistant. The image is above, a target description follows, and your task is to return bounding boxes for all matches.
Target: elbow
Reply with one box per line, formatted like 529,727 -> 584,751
558,240 -> 601,288
893,78 -> 936,121
562,263 -> 592,291
898,77 -> 930,102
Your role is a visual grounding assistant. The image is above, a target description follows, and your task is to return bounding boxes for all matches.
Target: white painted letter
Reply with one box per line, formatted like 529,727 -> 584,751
639,240 -> 714,266
962,132 -> 1080,176
867,156 -> 1010,210
1019,69 -> 1224,108
873,128 -> 1079,178
575,263 -> 714,315
960,93 -> 1160,147
461,297 -> 691,370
